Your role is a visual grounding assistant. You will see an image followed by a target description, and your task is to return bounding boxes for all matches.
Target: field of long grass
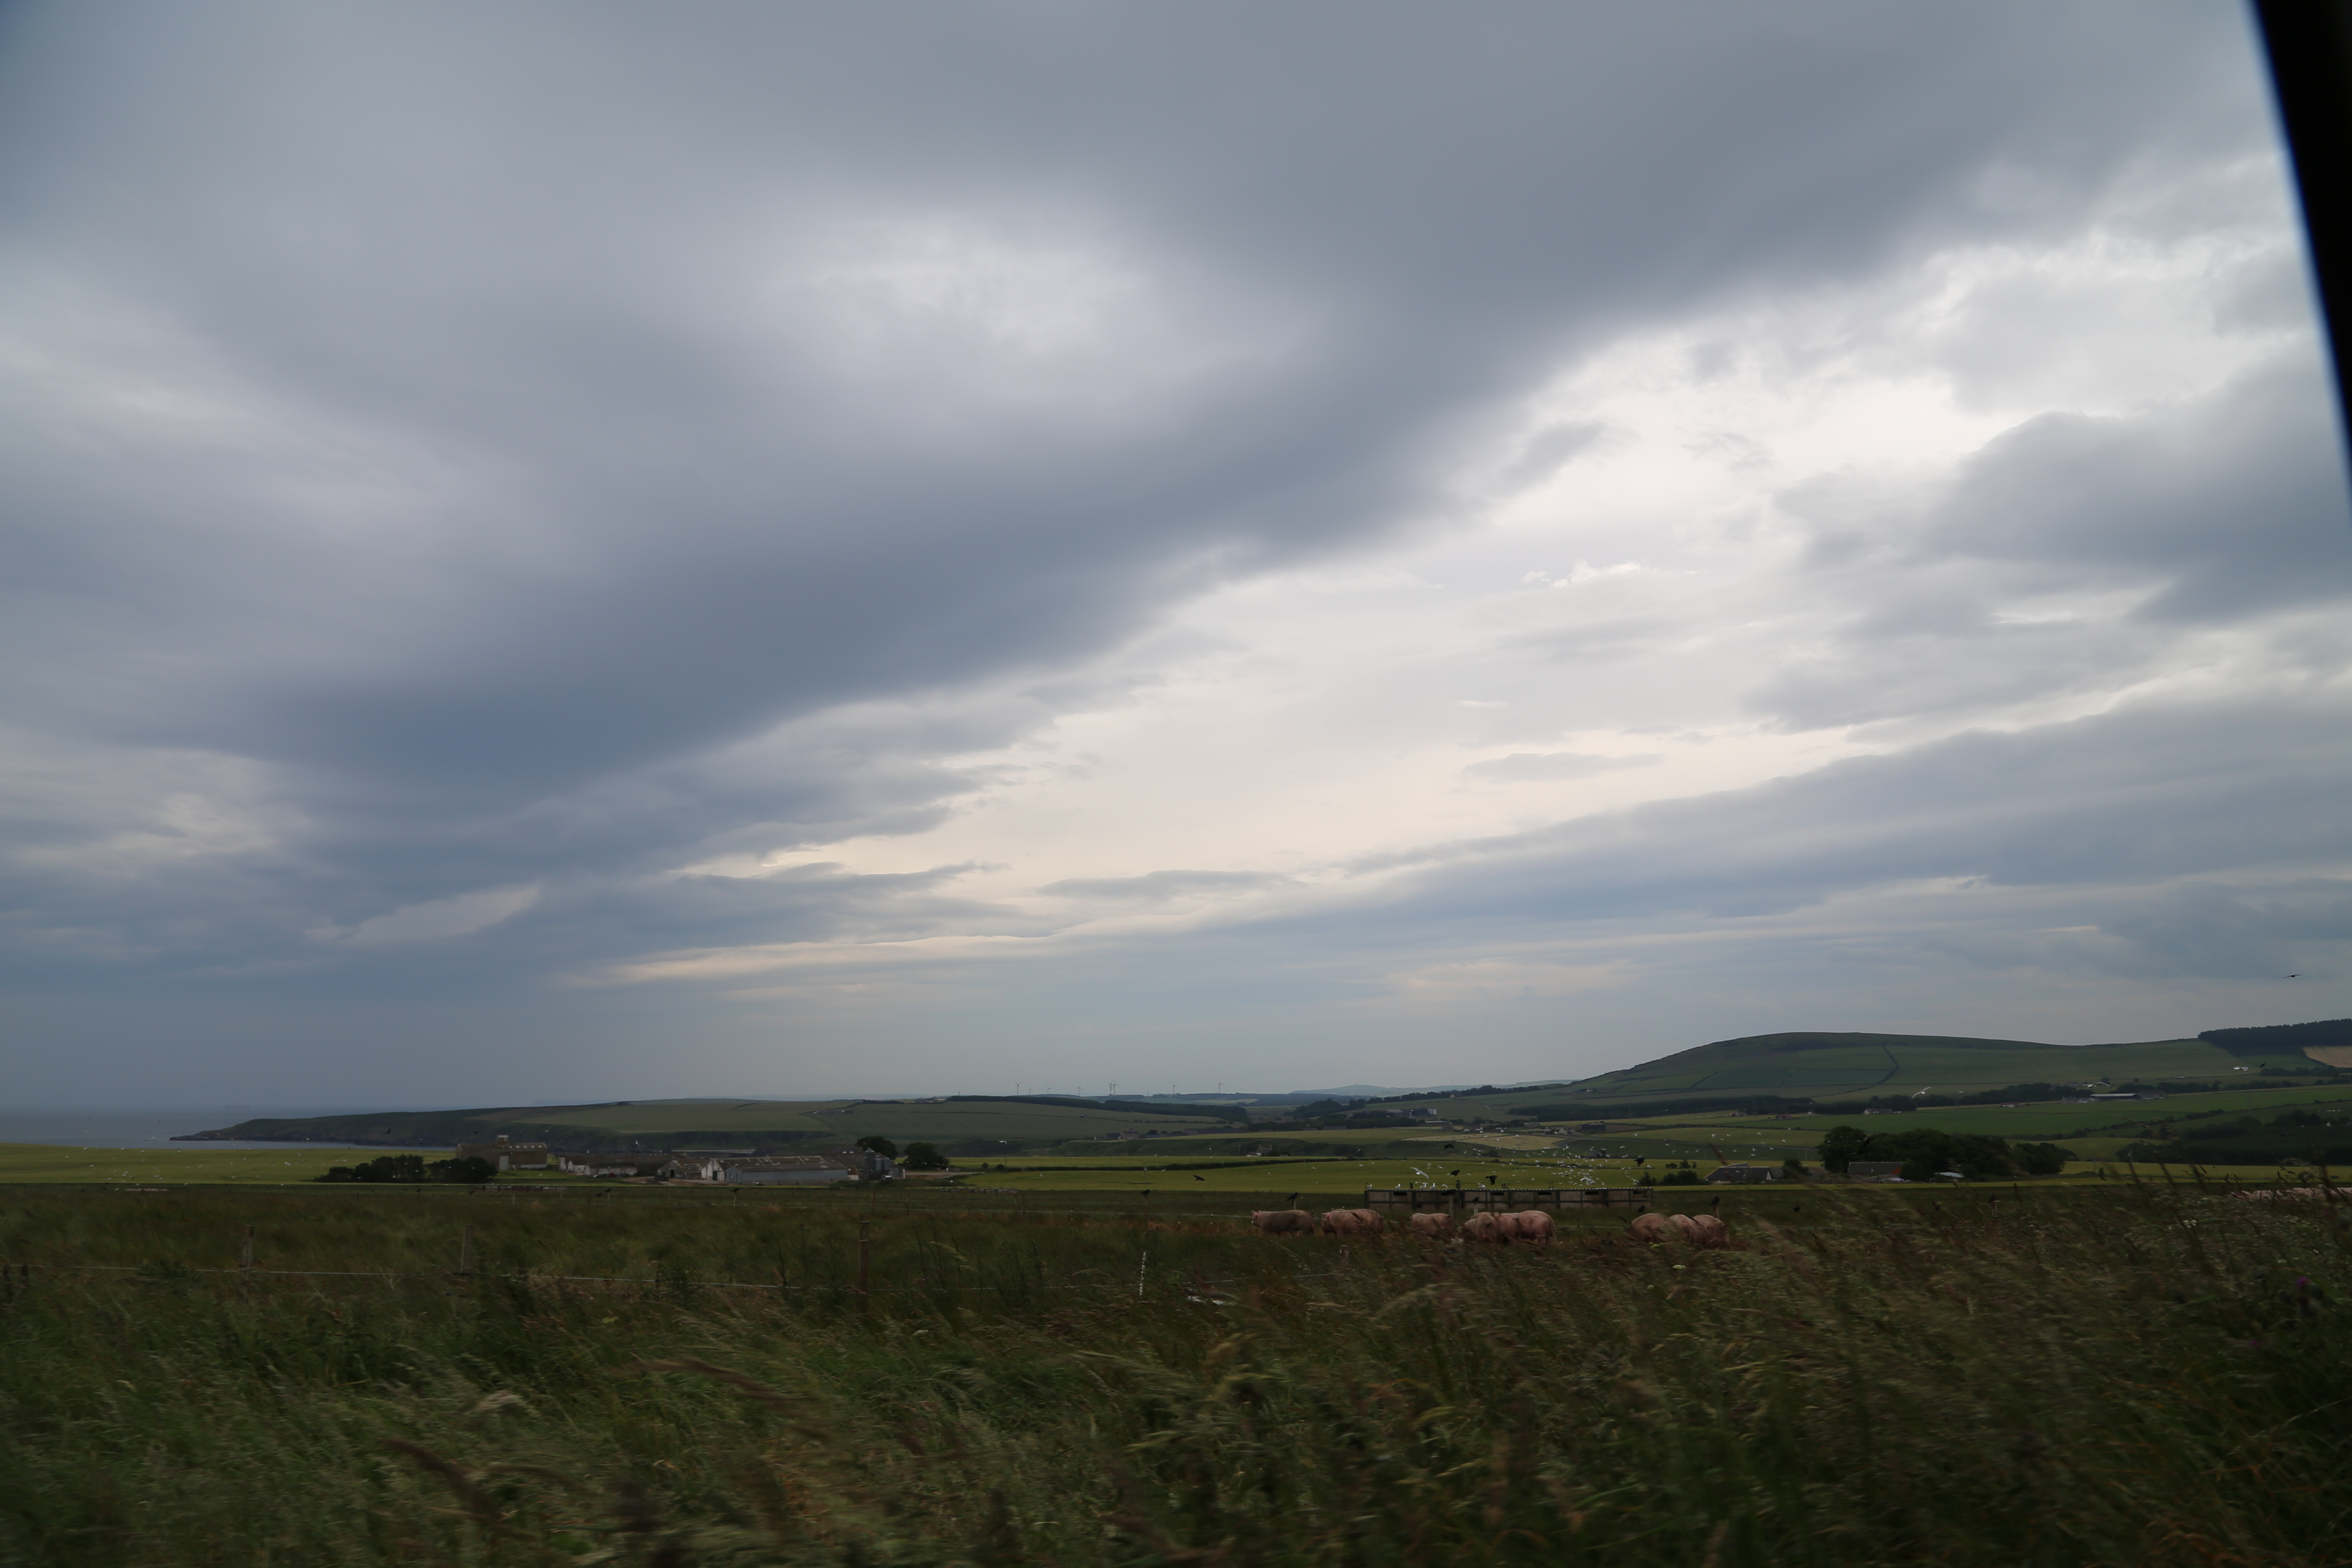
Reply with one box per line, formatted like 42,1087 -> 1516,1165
0,1181 -> 2345,1566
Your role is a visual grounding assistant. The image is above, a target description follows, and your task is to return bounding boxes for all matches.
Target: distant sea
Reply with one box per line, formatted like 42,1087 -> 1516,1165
0,1109 -> 391,1151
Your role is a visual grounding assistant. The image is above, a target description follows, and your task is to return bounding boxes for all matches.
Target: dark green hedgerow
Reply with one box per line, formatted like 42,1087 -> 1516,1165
0,1185 -> 2345,1566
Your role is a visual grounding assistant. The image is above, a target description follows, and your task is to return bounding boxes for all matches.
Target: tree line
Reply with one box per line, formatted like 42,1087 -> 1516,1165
314,1155 -> 500,1184
1817,1126 -> 2073,1180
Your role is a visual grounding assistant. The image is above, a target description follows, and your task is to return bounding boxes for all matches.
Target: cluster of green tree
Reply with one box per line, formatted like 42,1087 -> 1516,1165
2117,1108 -> 2352,1167
1951,1081 -> 2081,1102
2198,1018 -> 2352,1057
314,1155 -> 499,1184
1814,1082 -> 2089,1114
1816,1126 -> 2073,1181
1338,1083 -> 1566,1109
1514,1093 -> 1815,1121
854,1135 -> 951,1170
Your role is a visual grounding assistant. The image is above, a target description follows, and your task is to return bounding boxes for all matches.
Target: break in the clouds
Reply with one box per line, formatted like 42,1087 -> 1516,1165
2,0 -> 2348,1105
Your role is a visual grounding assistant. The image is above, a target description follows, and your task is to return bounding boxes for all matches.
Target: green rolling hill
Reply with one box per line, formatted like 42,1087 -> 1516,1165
1540,1030 -> 2263,1110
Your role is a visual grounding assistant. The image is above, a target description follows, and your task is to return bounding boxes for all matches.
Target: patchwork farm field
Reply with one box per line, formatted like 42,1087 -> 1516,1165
0,1127 -> 2307,1197
0,1181 -> 2345,1566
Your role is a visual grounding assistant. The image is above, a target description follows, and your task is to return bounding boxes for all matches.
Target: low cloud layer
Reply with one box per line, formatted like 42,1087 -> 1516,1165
2,1 -> 2346,1103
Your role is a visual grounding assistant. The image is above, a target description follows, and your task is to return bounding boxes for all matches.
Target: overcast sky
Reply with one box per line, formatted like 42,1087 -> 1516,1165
4,1 -> 2349,1108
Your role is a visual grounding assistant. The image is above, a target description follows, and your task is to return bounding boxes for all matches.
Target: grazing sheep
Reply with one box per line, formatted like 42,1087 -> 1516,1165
1629,1211 -> 1731,1246
1318,1208 -> 1384,1236
1251,1209 -> 1314,1235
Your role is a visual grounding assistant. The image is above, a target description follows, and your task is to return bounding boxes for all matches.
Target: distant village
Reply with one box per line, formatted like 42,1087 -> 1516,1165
451,1133 -> 898,1186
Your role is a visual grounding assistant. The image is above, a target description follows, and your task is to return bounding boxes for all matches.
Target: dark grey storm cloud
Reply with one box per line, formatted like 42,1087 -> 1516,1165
0,0 -> 2332,1098
1750,357 -> 2352,732
1311,690 -> 2352,984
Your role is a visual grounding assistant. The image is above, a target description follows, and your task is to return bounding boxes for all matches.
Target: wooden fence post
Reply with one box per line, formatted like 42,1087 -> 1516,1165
856,1219 -> 870,1310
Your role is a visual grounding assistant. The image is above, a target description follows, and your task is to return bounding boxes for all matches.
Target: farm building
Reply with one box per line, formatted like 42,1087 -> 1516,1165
831,1148 -> 903,1181
454,1135 -> 548,1170
1846,1161 -> 1903,1181
690,1155 -> 852,1185
556,1154 -> 677,1178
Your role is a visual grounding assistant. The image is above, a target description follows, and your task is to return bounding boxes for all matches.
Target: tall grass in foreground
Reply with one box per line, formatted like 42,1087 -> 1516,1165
0,1185 -> 2344,1566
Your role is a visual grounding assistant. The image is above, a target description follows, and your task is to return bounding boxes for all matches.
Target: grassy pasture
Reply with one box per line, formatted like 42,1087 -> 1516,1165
0,1143 -> 420,1185
0,1182 -> 2345,1565
1871,1037 -> 2238,1089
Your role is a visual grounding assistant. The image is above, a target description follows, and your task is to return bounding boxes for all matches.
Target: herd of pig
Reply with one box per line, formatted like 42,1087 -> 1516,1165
1250,1207 -> 1730,1247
